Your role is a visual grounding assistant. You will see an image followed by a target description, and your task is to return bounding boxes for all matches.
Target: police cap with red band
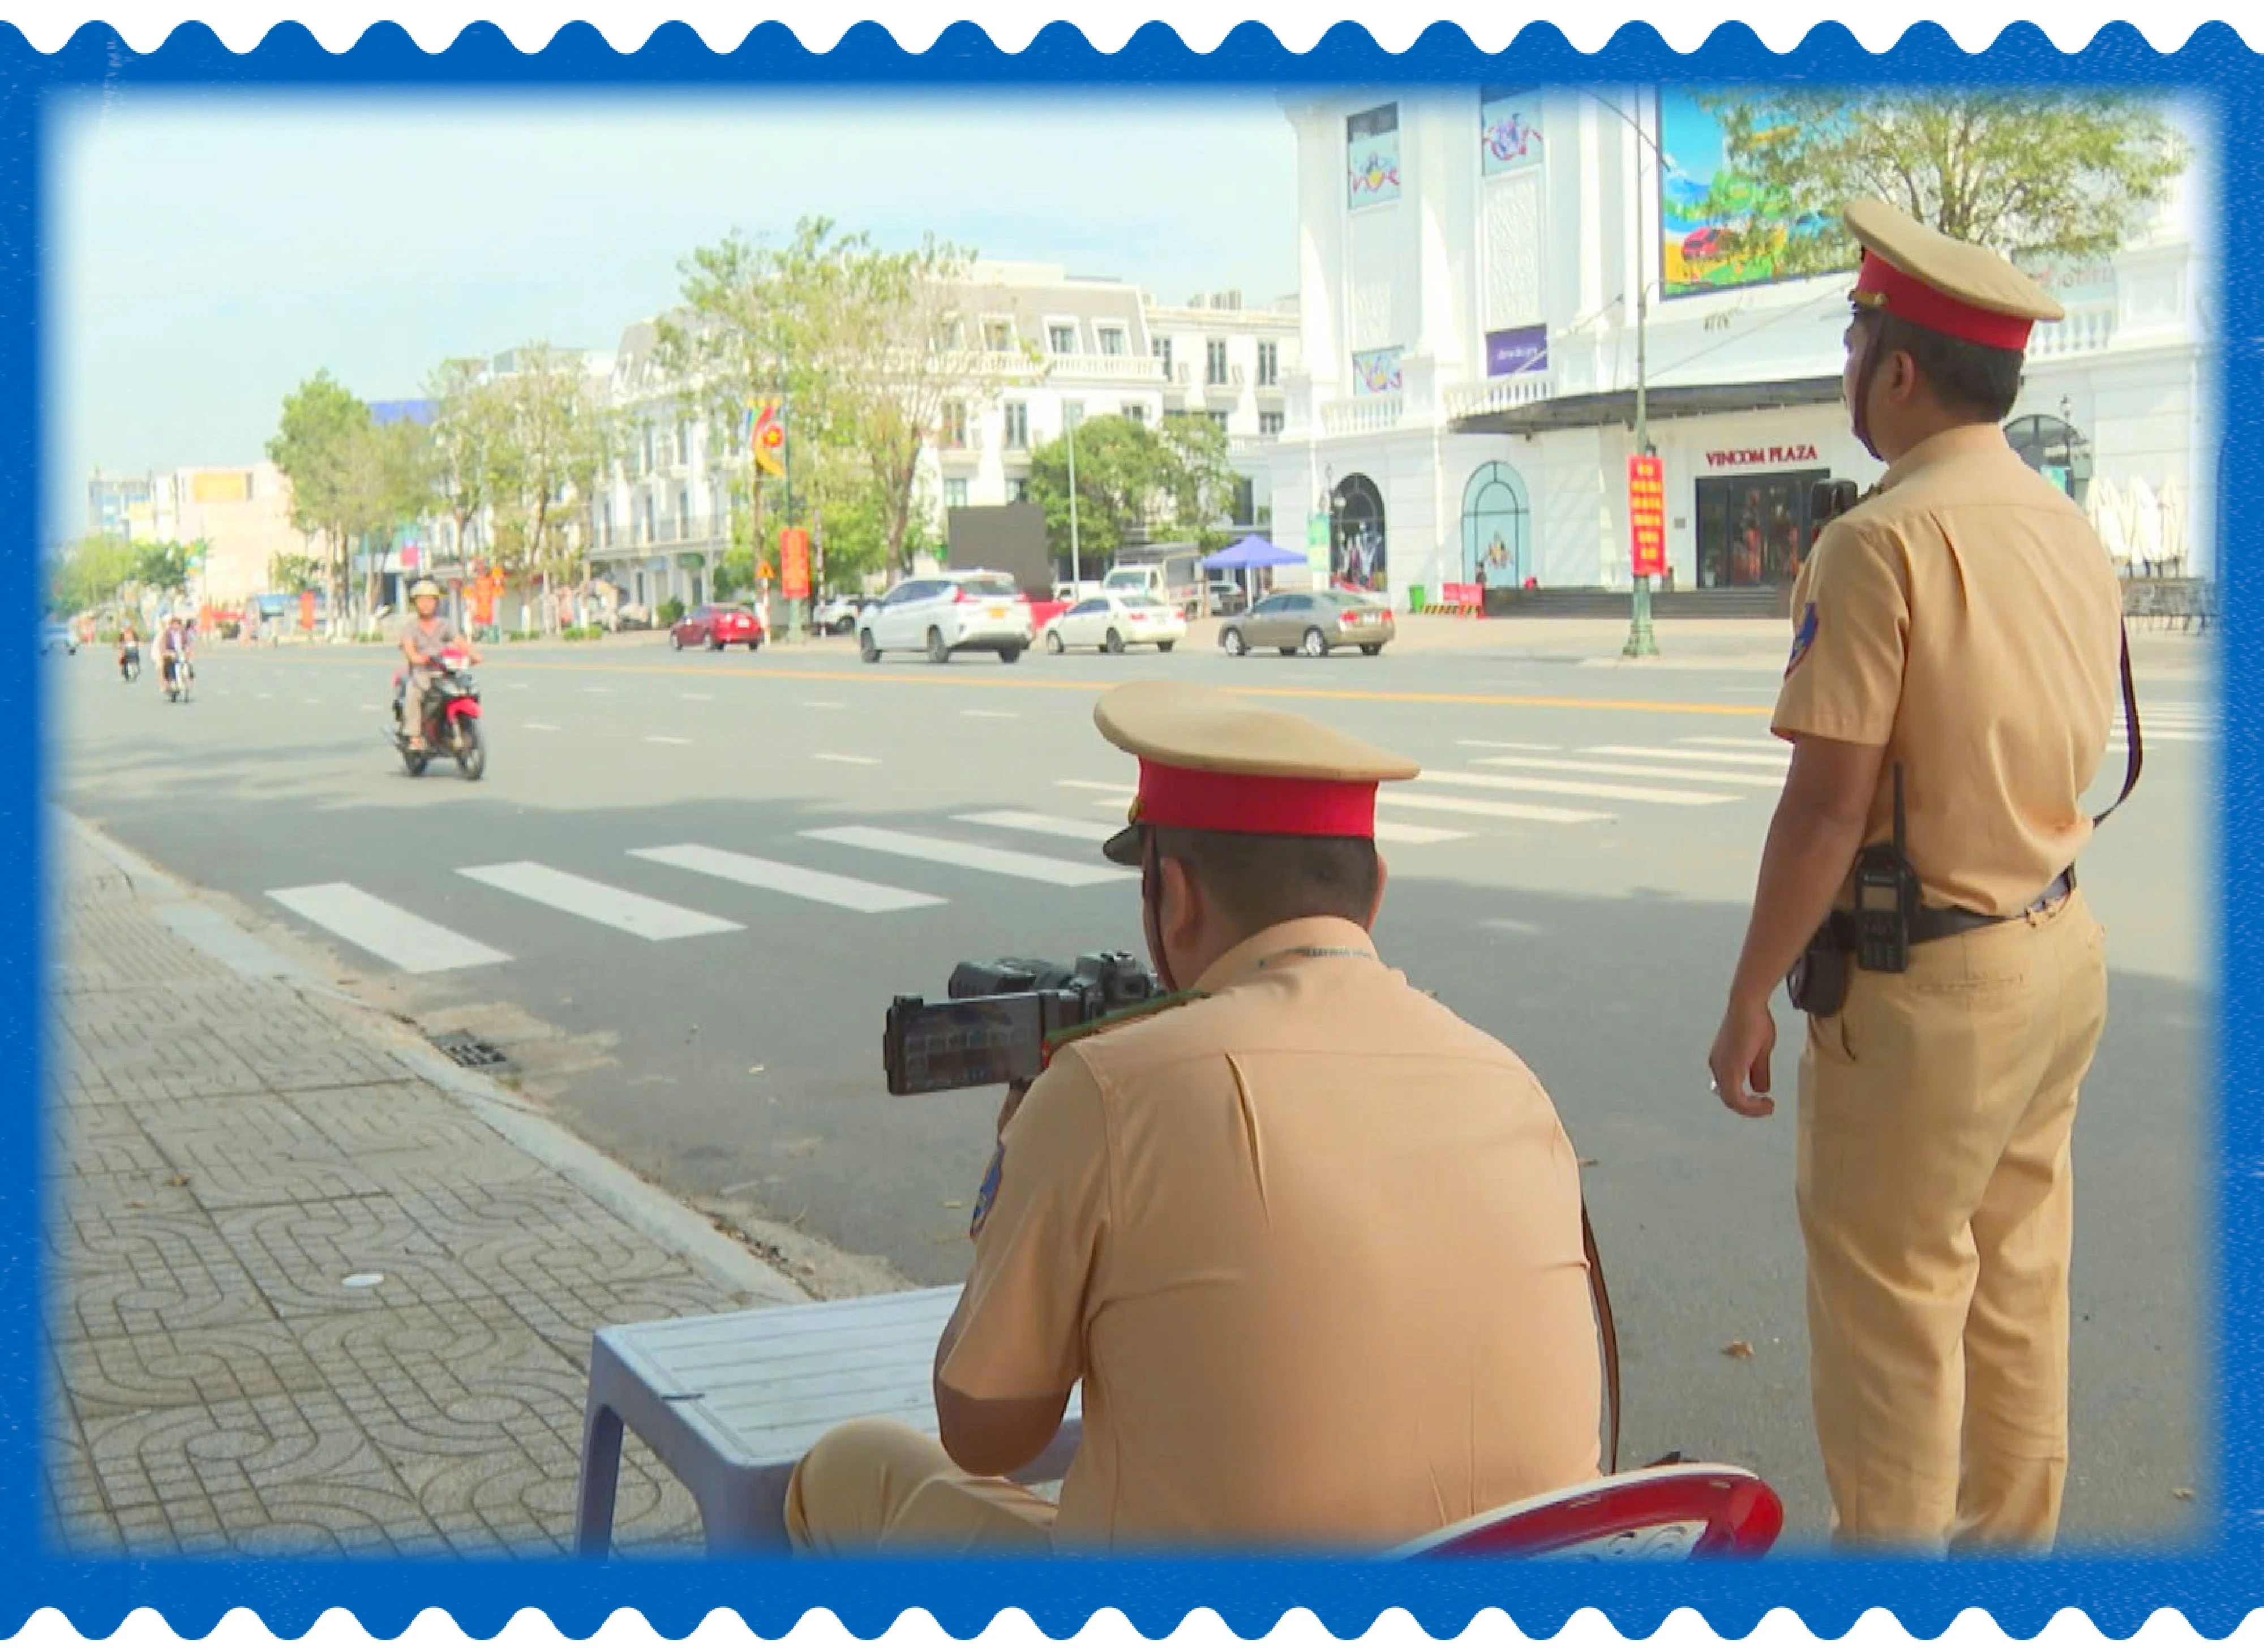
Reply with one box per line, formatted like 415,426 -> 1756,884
1094,681 -> 1421,866
1844,196 -> 2064,351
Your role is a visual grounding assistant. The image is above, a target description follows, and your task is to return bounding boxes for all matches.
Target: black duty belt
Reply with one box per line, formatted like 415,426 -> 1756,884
1823,866 -> 2077,951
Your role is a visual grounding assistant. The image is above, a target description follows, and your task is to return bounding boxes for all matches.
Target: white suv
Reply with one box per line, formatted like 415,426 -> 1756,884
859,570 -> 1035,664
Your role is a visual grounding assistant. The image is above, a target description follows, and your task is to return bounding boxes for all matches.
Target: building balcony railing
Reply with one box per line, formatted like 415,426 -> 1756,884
1319,394 -> 1405,436
594,513 -> 732,555
1227,433 -> 1279,459
2027,302 -> 2118,361
1442,372 -> 1560,422
1042,353 -> 1166,383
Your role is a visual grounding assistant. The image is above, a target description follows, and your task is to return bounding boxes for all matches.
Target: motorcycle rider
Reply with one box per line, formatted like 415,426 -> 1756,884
156,615 -> 190,694
118,622 -> 140,682
396,578 -> 482,753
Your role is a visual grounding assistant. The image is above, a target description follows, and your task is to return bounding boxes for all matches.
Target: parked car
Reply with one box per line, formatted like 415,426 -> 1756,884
1207,579 -> 1249,616
1042,593 -> 1187,655
812,594 -> 867,636
670,604 -> 766,651
1218,591 -> 1396,658
40,622 -> 76,655
859,570 -> 1034,664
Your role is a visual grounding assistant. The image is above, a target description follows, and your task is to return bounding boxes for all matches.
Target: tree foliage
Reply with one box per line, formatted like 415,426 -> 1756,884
1023,413 -> 1239,564
48,534 -> 139,616
1690,89 -> 2190,276
479,344 -> 614,632
660,216 -> 1037,586
266,370 -> 371,621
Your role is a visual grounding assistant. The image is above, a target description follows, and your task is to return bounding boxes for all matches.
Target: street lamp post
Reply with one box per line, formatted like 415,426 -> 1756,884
1066,409 -> 1083,589
1614,93 -> 1662,659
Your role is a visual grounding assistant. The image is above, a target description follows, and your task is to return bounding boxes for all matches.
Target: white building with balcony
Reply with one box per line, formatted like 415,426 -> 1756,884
580,264 -> 1304,607
1268,87 -> 2216,607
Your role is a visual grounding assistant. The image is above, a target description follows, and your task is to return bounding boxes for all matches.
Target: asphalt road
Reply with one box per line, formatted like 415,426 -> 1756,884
48,629 -> 2210,1544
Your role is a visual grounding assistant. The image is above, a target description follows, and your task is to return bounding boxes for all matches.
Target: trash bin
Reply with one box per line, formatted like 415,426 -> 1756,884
1408,585 -> 1427,613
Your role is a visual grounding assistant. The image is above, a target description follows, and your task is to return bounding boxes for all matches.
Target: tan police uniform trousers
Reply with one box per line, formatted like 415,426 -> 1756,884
784,1419 -> 1058,1555
1797,885 -> 2108,1552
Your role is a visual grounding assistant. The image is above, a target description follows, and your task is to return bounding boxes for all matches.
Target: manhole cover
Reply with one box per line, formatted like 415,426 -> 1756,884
430,1032 -> 513,1074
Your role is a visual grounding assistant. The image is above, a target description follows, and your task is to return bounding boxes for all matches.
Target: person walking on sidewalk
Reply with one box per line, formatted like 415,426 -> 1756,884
1706,198 -> 2135,1554
787,681 -> 1607,1554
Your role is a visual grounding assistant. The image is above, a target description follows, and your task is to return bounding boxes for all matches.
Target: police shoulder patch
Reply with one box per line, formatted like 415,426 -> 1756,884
1785,602 -> 1820,679
969,1142 -> 1005,1239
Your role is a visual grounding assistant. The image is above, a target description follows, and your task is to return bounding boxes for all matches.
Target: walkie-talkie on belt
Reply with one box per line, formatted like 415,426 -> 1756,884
1850,764 -> 1918,975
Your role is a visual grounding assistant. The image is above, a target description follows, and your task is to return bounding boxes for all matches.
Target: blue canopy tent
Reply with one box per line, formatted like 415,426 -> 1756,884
1202,537 -> 1306,610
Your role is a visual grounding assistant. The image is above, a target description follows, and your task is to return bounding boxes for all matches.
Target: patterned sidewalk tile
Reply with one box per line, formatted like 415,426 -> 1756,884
46,835 -> 801,1559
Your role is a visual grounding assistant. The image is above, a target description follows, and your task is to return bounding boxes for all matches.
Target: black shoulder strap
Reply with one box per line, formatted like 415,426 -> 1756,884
1583,1204 -> 1620,1477
2093,622 -> 2142,830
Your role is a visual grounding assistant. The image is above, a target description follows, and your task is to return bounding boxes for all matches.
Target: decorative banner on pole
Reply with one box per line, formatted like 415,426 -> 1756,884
1628,454 -> 1667,580
779,527 -> 812,601
749,402 -> 786,478
298,590 -> 316,632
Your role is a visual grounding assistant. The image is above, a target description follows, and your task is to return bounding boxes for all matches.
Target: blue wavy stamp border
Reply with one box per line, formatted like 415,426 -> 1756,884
3,14 -> 2252,1641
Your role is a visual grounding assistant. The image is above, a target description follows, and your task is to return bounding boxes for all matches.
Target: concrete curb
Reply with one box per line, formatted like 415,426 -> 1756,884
59,810 -> 809,1308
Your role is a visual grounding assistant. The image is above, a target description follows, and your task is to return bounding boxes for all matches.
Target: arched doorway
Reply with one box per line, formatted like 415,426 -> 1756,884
1330,473 -> 1387,592
1461,462 -> 1530,589
2005,414 -> 2093,507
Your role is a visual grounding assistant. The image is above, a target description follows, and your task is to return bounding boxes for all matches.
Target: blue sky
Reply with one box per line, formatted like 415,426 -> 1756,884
45,89 -> 1300,535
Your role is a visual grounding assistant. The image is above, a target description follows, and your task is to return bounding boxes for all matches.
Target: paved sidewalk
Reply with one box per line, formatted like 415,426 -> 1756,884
45,816 -> 808,1558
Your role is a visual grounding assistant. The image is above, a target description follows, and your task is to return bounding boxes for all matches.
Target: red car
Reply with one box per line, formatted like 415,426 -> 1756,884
670,604 -> 765,651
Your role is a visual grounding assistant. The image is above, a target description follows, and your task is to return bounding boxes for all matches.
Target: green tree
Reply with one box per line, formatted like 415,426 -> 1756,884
268,548 -> 323,593
1690,89 -> 2189,276
48,534 -> 138,616
482,344 -> 611,634
1024,412 -> 1240,567
132,540 -> 196,597
427,358 -> 504,572
266,370 -> 372,630
337,417 -> 440,616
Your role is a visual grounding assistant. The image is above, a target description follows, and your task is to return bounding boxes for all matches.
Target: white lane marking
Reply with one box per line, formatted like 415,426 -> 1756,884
457,862 -> 743,939
630,845 -> 944,914
1457,739 -> 1562,753
507,682 -> 530,689
255,693 -> 272,701
958,810 -> 1115,844
801,826 -> 1135,887
1384,792 -> 1613,826
1057,779 -> 1133,795
804,700 -> 847,710
961,710 -> 1020,720
1589,745 -> 1787,770
814,752 -> 880,766
681,692 -> 715,701
584,686 -> 614,695
524,722 -> 561,732
268,883 -> 511,975
644,735 -> 693,746
1421,768 -> 1737,807
358,702 -> 379,711
1682,737 -> 1790,752
302,697 -> 323,705
1476,754 -> 1782,788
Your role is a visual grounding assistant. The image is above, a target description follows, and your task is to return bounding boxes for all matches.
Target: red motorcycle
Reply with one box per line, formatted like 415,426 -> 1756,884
391,646 -> 486,780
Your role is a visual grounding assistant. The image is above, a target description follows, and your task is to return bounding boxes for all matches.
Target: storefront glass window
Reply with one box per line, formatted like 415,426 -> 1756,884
1695,470 -> 1829,589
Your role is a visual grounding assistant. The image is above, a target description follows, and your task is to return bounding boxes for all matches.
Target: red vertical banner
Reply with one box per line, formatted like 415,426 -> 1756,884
780,527 -> 811,600
1628,454 -> 1667,580
298,591 -> 316,632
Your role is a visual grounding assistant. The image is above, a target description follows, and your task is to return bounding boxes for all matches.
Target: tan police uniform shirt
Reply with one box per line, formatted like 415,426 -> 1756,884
1773,423 -> 2125,916
937,915 -> 1602,1551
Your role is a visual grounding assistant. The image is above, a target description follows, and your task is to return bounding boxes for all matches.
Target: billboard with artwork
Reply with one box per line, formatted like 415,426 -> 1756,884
1657,89 -> 1843,298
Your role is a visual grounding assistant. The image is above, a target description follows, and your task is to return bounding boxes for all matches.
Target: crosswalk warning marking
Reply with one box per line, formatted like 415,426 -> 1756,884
268,883 -> 511,974
630,844 -> 946,914
801,826 -> 1136,887
457,861 -> 744,939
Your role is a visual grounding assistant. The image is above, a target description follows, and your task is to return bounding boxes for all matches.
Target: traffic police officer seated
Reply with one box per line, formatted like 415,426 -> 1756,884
787,681 -> 1606,1553
1708,198 -> 2128,1552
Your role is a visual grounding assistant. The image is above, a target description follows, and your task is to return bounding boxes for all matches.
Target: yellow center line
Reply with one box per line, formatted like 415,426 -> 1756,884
482,657 -> 1770,718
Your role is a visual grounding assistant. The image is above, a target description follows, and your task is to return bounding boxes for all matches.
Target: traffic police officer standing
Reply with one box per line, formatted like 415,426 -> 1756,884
1708,199 -> 2130,1551
788,681 -> 1607,1552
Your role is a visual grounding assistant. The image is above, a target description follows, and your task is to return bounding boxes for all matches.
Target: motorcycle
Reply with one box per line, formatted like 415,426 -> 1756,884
119,643 -> 141,684
391,647 -> 486,781
161,653 -> 192,703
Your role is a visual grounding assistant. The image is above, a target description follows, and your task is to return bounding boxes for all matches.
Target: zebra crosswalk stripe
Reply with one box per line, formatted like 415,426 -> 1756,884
1476,754 -> 1782,788
801,826 -> 1136,887
629,844 -> 946,913
268,883 -> 511,974
458,861 -> 744,939
1421,768 -> 1739,808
